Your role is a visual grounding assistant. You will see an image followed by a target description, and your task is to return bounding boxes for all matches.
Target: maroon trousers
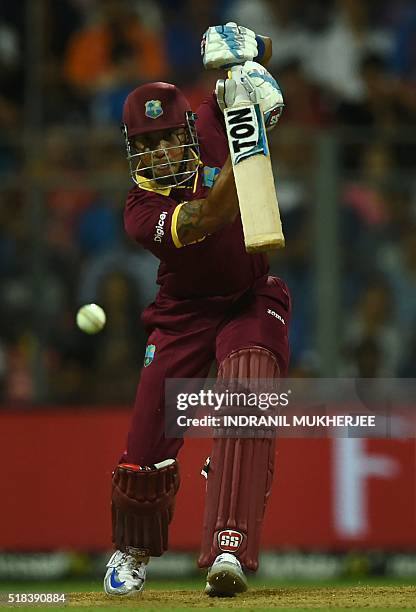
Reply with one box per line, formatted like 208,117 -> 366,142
121,275 -> 291,465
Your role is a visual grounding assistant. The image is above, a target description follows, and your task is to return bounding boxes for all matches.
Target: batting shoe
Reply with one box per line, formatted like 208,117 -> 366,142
104,550 -> 148,596
204,552 -> 248,597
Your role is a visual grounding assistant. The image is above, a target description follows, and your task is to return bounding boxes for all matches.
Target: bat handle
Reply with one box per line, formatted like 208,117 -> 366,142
255,35 -> 272,67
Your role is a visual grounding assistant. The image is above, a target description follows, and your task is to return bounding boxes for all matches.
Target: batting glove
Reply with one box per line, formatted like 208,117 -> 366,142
202,22 -> 257,70
216,64 -> 257,110
216,61 -> 284,130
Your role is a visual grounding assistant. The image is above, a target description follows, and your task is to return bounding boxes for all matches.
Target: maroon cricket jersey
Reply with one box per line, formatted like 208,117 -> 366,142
124,94 -> 268,306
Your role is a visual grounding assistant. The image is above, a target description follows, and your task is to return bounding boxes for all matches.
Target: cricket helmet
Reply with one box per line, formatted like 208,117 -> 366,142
121,82 -> 200,189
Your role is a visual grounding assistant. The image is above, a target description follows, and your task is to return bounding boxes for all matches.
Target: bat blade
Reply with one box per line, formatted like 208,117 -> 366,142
232,153 -> 284,252
224,103 -> 284,253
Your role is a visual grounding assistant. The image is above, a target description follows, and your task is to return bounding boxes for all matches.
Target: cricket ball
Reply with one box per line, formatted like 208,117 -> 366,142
76,303 -> 106,334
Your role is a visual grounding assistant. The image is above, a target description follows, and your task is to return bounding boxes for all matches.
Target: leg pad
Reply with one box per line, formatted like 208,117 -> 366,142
112,459 -> 179,557
198,347 -> 279,571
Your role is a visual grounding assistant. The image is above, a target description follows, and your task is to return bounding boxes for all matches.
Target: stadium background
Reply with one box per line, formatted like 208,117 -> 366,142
1,0 -> 416,592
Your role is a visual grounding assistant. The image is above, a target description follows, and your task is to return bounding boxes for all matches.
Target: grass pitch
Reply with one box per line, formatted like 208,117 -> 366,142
0,579 -> 415,610
68,586 -> 416,609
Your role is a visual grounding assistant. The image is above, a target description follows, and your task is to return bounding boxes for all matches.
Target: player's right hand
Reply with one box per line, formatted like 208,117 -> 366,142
216,64 -> 258,111
216,62 -> 284,130
202,22 -> 257,70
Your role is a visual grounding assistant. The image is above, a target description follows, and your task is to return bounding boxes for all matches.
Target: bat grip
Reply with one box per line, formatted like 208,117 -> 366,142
255,35 -> 272,67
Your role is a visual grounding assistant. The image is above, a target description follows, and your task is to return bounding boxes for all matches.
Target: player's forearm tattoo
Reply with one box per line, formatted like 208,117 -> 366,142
177,200 -> 210,243
176,161 -> 238,245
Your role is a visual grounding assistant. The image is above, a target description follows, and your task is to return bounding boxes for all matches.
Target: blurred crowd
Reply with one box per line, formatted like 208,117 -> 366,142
1,0 -> 416,404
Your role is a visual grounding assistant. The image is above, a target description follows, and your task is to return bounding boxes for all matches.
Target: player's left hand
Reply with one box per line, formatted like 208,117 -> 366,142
202,22 -> 257,70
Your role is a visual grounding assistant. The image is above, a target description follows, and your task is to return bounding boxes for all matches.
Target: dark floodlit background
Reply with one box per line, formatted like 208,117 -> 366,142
0,0 -> 415,586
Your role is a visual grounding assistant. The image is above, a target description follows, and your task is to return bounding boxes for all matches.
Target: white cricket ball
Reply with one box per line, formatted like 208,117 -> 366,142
76,303 -> 106,334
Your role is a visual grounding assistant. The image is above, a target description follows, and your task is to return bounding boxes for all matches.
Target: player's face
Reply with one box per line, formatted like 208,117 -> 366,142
133,128 -> 187,179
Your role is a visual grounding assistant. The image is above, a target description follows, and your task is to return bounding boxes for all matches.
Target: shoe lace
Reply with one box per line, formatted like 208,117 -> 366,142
118,552 -> 147,579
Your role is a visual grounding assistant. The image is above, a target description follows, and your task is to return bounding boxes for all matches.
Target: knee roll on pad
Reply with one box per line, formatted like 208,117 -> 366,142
218,346 -> 280,380
112,459 -> 179,557
198,347 -> 279,571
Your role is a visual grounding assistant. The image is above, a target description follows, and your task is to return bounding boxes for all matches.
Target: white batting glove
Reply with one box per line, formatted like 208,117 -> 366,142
242,61 -> 284,129
202,22 -> 257,70
216,61 -> 284,130
216,64 -> 258,110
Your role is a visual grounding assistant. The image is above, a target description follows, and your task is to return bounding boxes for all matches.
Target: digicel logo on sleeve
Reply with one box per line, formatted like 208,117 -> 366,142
154,211 -> 168,242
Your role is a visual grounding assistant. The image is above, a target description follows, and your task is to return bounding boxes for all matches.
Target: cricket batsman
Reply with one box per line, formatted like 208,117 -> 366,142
104,23 -> 290,597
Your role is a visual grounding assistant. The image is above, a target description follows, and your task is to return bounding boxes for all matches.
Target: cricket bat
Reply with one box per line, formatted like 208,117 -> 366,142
224,36 -> 285,253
